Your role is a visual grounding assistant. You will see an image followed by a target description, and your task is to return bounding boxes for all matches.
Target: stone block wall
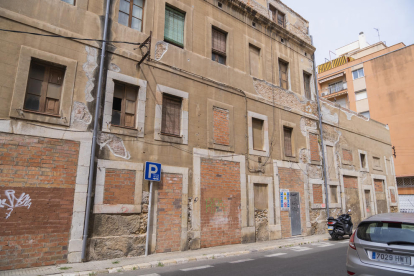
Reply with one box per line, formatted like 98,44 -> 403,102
0,133 -> 79,270
200,158 -> 241,248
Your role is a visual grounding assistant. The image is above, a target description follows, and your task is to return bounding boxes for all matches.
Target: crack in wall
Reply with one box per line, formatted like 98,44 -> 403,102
83,46 -> 99,102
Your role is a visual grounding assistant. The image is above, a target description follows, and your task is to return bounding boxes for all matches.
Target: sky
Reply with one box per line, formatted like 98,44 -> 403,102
285,0 -> 414,66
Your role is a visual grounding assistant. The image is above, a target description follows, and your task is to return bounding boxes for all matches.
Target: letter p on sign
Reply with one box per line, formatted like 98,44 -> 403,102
145,162 -> 161,182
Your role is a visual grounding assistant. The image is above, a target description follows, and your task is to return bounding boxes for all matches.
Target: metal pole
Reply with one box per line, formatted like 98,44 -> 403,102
81,0 -> 111,261
145,181 -> 153,256
310,35 -> 330,219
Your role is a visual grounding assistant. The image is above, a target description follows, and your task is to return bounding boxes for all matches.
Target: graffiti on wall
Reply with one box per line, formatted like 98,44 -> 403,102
205,198 -> 225,213
0,190 -> 32,219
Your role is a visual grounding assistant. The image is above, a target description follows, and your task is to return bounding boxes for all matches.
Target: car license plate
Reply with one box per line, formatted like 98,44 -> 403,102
328,226 -> 333,230
372,251 -> 411,265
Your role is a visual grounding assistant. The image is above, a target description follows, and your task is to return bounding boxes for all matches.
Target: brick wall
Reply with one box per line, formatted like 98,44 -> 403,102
156,173 -> 182,253
374,179 -> 384,192
278,168 -> 306,238
213,107 -> 230,146
104,169 -> 136,205
309,133 -> 320,161
390,189 -> 396,203
0,133 -> 79,270
312,184 -> 323,204
342,149 -> 353,162
200,158 -> 241,248
343,175 -> 358,189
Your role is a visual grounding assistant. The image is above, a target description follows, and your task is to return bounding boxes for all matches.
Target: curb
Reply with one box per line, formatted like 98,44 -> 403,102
48,238 -> 329,276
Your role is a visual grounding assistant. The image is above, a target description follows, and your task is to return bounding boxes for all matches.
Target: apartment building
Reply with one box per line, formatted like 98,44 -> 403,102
317,33 -> 414,212
0,0 -> 398,270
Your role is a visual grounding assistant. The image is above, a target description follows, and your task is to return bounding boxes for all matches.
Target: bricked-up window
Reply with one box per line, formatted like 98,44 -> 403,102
330,185 -> 338,204
279,60 -> 289,90
249,44 -> 261,78
23,60 -> 65,116
252,118 -> 264,150
111,82 -> 138,128
212,28 -> 227,65
61,0 -> 75,5
164,5 -> 185,48
284,127 -> 293,157
373,157 -> 380,168
161,94 -> 182,136
269,5 -> 285,27
118,0 -> 145,31
303,72 -> 312,99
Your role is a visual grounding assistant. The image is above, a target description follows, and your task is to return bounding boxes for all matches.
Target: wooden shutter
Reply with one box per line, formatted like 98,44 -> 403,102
304,73 -> 311,99
277,11 -> 285,27
212,28 -> 226,54
24,61 -> 64,115
249,45 -> 261,78
164,6 -> 185,47
111,82 -> 138,128
252,118 -> 264,150
279,60 -> 288,90
161,94 -> 182,136
283,127 -> 292,157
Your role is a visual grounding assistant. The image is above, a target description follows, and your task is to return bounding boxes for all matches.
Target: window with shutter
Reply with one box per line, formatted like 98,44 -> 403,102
111,82 -> 138,128
303,72 -> 312,99
118,0 -> 145,32
24,60 -> 65,116
164,5 -> 185,48
252,118 -> 264,150
249,44 -> 261,78
269,5 -> 285,28
161,94 -> 182,136
283,127 -> 293,157
212,28 -> 227,65
279,60 -> 289,90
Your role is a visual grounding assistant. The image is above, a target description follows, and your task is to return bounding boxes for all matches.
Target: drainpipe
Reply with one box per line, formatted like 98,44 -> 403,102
310,36 -> 330,219
81,0 -> 111,262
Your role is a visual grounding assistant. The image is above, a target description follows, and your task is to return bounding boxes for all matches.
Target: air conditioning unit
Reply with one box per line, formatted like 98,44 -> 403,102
321,92 -> 328,96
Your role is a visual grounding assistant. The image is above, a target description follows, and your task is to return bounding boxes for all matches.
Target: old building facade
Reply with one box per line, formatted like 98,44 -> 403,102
0,0 -> 398,271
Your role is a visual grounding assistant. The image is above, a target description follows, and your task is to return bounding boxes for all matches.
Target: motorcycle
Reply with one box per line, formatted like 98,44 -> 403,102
327,209 -> 353,240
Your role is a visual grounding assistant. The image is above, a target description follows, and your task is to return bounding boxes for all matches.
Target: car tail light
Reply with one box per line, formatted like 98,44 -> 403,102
347,271 -> 355,275
349,230 -> 356,250
328,221 -> 335,225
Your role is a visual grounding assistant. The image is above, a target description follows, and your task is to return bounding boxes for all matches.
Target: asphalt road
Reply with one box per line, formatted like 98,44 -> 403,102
103,239 -> 349,276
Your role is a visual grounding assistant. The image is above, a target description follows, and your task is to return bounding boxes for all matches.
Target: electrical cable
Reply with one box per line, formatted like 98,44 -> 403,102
0,28 -> 142,45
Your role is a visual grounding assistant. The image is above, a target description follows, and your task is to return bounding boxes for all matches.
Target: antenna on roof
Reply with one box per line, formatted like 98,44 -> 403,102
374,28 -> 380,42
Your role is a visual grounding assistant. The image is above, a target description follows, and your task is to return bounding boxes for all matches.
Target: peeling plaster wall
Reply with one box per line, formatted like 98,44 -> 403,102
83,46 -> 99,102
154,41 -> 168,61
71,101 -> 92,130
98,133 -> 131,160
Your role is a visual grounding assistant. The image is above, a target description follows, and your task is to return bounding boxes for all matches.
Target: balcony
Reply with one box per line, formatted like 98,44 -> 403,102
321,82 -> 347,97
317,56 -> 354,74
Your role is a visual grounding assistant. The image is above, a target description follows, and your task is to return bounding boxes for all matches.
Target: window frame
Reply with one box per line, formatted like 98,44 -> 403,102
118,0 -> 145,32
164,5 -> 186,48
23,60 -> 66,117
303,71 -> 312,100
358,150 -> 369,172
161,93 -> 182,137
211,27 -> 227,65
279,59 -> 289,90
249,44 -> 261,78
352,68 -> 365,80
283,126 -> 293,157
355,89 -> 368,101
111,81 -> 139,129
248,111 -> 269,157
252,117 -> 264,151
269,5 -> 285,28
61,0 -> 76,5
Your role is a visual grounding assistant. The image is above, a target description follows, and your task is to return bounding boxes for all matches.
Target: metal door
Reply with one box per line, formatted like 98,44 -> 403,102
290,192 -> 301,236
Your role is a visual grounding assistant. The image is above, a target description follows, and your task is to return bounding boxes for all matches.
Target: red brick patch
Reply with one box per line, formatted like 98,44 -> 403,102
343,176 -> 358,189
313,184 -> 323,204
309,133 -> 320,161
104,169 -> 136,205
200,158 -> 241,248
213,107 -> 230,146
342,149 -> 353,162
374,179 -> 384,192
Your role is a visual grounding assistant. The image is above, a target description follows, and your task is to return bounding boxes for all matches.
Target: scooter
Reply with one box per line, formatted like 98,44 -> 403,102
327,209 -> 353,240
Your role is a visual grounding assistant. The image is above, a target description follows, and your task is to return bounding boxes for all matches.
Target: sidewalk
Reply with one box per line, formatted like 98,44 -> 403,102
0,233 -> 331,276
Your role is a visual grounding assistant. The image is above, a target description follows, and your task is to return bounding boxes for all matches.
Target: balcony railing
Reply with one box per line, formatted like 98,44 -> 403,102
321,82 -> 347,96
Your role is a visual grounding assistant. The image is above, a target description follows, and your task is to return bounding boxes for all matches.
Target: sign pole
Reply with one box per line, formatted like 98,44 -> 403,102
145,181 -> 153,256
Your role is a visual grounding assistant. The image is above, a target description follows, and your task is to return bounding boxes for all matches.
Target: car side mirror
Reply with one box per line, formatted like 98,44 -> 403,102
348,209 -> 352,214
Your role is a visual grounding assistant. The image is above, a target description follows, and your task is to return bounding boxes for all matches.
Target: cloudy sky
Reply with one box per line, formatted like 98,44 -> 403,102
286,0 -> 414,66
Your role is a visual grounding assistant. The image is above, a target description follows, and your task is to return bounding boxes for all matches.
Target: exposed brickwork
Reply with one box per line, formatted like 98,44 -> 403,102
343,175 -> 358,189
342,149 -> 353,162
0,133 -> 79,270
0,133 -> 80,188
279,168 -> 306,238
213,107 -> 230,146
309,133 -> 320,161
312,184 -> 323,204
200,158 -> 241,248
374,179 -> 384,192
390,189 -> 396,203
104,169 -> 136,205
156,173 -> 182,253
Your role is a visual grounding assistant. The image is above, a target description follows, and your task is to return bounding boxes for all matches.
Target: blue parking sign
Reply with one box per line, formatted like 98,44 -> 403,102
144,162 -> 161,181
